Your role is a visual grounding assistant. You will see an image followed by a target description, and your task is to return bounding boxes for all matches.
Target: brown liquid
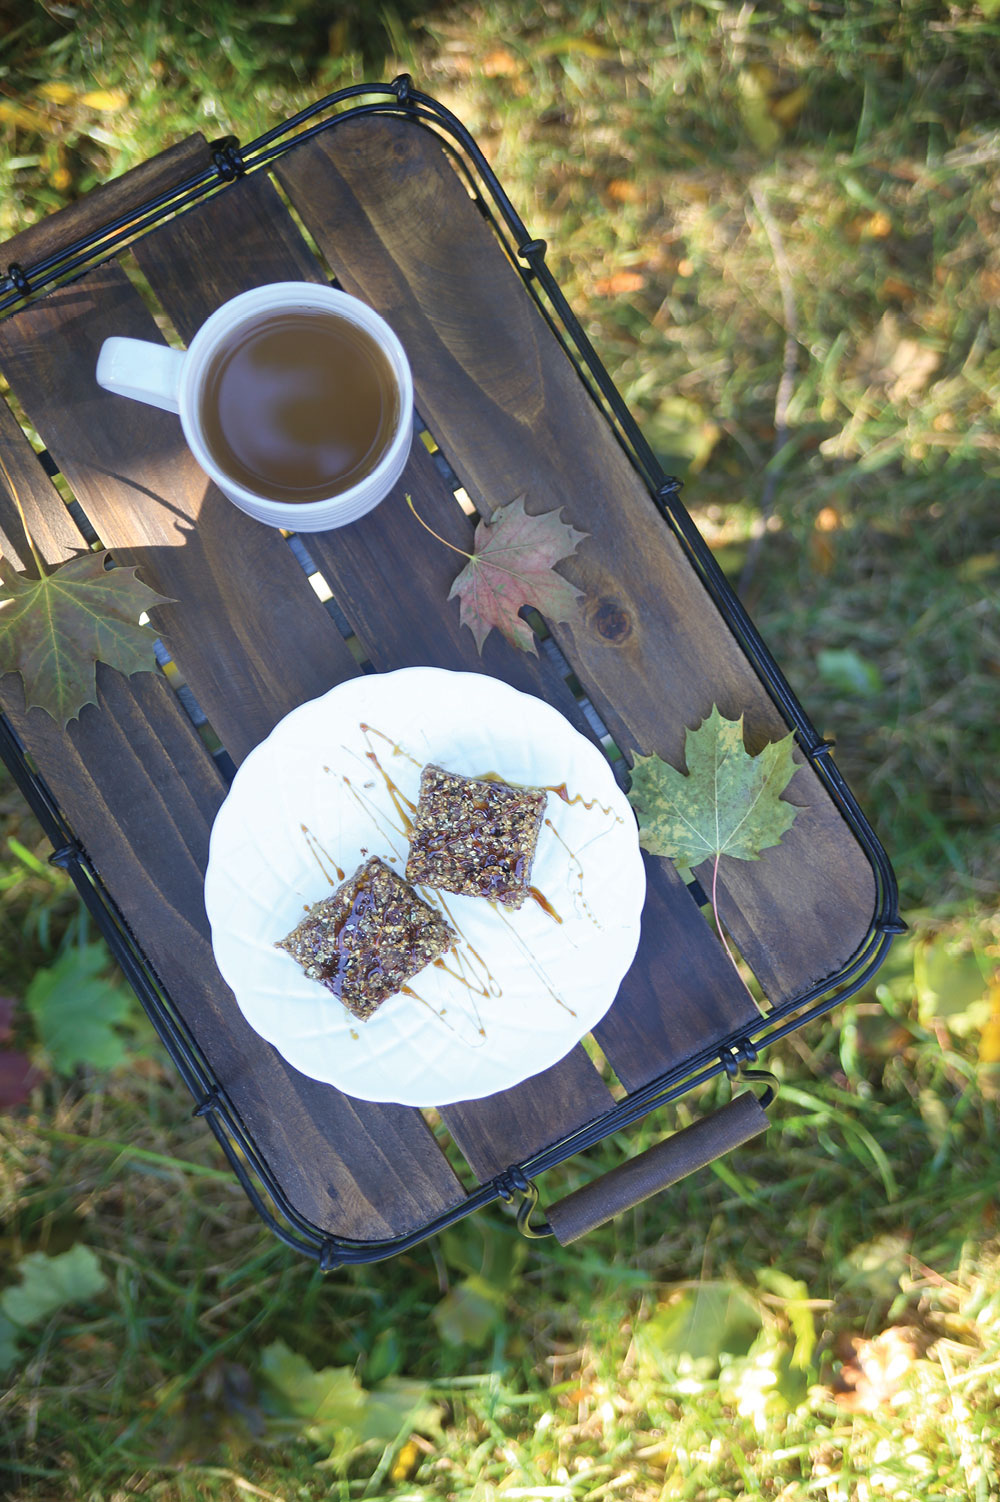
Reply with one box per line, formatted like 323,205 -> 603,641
199,310 -> 399,503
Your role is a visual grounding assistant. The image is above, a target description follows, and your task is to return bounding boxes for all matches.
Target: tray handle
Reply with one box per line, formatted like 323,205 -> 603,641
543,1089 -> 770,1245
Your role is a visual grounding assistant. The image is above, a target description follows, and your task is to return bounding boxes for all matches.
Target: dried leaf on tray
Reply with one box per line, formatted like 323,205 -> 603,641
407,490 -> 588,655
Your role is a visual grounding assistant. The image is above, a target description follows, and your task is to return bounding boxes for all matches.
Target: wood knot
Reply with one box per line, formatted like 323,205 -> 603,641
592,599 -> 632,643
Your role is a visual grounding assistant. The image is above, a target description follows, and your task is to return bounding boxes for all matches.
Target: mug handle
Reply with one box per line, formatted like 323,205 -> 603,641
96,337 -> 186,414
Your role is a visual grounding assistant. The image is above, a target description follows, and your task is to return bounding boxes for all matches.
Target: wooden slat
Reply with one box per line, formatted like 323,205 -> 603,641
128,175 -> 614,1169
274,118 -> 878,1006
443,1053 -> 614,1181
0,401 -> 85,566
0,263 -> 361,766
0,404 -> 466,1239
129,170 -> 759,1150
1,135 -> 209,280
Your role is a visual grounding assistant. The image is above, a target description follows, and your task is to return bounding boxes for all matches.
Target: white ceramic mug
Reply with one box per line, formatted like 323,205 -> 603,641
95,282 -> 414,532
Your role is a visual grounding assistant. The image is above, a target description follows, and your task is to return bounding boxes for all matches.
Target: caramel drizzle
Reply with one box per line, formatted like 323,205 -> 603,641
544,817 -> 602,930
338,774 -> 409,861
432,953 -> 490,1000
492,904 -> 577,1017
360,722 -> 423,769
431,891 -> 502,1002
400,983 -> 486,1046
299,823 -> 345,885
545,782 -> 623,822
529,886 -> 562,923
364,751 -> 415,833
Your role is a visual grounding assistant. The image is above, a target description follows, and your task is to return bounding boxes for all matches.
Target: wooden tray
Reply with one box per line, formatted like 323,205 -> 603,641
0,82 -> 899,1263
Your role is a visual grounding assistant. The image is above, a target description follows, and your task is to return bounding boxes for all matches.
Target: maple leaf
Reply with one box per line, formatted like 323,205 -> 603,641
627,706 -> 801,993
0,995 -> 42,1112
627,704 -> 801,880
0,551 -> 171,727
439,493 -> 587,654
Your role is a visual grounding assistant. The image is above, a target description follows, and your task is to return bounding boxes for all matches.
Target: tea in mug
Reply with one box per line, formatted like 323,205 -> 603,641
198,309 -> 401,504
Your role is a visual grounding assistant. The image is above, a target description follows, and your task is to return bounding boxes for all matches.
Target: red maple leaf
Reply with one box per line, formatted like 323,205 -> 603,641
446,494 -> 587,654
0,995 -> 42,1110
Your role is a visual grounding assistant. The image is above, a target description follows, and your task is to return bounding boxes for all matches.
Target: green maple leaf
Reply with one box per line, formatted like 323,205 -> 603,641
1,1245 -> 107,1330
259,1340 -> 436,1457
0,1245 -> 108,1376
259,1340 -> 368,1450
627,704 -> 801,881
445,493 -> 587,654
25,942 -> 135,1073
0,551 -> 171,726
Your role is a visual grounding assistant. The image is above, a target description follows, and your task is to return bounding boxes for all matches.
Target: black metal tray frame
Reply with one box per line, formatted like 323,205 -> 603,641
0,79 -> 902,1267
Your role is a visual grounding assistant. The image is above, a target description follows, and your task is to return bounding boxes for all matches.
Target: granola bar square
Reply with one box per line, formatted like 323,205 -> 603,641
405,764 -> 547,910
276,855 -> 455,1019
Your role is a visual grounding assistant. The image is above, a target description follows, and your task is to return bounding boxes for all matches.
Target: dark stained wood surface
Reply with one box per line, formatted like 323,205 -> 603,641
0,400 -> 466,1239
1,135 -> 209,282
0,264 -> 361,767
0,112 -> 884,1244
130,169 -> 759,1146
275,118 -> 878,1007
130,175 -> 615,1166
442,1052 -> 614,1181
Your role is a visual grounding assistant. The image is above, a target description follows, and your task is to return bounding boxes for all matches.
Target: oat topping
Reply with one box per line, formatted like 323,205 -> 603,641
276,855 -> 455,1019
405,764 -> 547,910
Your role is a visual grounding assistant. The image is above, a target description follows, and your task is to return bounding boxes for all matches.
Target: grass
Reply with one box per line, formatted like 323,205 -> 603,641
1,1 -> 999,1498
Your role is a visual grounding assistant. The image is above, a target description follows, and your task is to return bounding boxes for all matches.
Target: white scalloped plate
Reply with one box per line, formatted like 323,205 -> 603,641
204,668 -> 645,1106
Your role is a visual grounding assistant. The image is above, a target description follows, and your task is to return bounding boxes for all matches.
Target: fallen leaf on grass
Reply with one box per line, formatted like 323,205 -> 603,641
1,1245 -> 107,1336
482,47 -> 520,77
817,647 -> 884,697
914,936 -> 990,1039
79,88 -> 128,112
757,1268 -> 816,1372
831,1326 -> 923,1412
432,1274 -> 505,1347
0,551 -> 171,726
36,81 -> 77,106
607,178 -> 643,204
848,210 -> 893,241
391,1437 -> 423,1482
0,1049 -> 42,1110
637,1282 -> 763,1376
853,313 -> 941,400
0,98 -> 49,132
593,270 -> 647,296
737,67 -> 809,152
979,982 -> 1000,1064
529,34 -> 618,60
259,1339 -> 437,1459
810,505 -> 843,574
446,494 -> 587,655
0,995 -> 43,1110
26,942 -> 136,1073
737,69 -> 782,152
